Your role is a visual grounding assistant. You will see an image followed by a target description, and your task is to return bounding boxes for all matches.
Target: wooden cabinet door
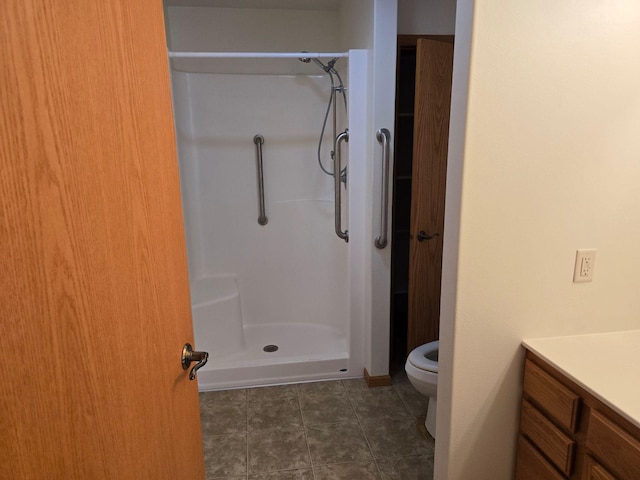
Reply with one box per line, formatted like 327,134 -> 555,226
407,38 -> 454,352
0,1 -> 205,478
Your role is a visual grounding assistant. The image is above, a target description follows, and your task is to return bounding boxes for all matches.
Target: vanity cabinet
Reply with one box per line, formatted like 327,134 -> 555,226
516,351 -> 640,480
583,456 -> 616,480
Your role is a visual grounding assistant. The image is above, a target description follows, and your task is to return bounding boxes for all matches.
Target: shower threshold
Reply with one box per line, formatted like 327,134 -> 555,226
195,322 -> 350,391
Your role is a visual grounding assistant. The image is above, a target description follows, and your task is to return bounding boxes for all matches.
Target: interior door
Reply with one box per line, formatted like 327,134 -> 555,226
407,38 -> 454,352
0,1 -> 205,478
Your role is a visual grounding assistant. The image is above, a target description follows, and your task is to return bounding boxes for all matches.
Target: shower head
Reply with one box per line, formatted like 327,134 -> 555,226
298,52 -> 340,75
298,51 -> 313,64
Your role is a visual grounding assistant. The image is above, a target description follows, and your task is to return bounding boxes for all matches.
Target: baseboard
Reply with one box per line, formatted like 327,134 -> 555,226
363,368 -> 392,388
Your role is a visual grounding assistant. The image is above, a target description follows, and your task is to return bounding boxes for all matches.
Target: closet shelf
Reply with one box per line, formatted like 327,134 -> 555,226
168,51 -> 350,75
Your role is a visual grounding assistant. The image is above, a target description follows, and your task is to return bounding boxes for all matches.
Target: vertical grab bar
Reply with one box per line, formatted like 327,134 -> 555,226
335,130 -> 349,242
374,128 -> 390,249
253,135 -> 267,225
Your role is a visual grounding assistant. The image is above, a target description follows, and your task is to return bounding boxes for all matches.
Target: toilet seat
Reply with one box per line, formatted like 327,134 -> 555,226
408,341 -> 439,373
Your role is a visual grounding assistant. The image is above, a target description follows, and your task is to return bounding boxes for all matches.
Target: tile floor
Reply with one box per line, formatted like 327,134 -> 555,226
199,372 -> 434,479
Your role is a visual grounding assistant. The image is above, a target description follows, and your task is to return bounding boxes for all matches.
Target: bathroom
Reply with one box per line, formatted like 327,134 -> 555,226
164,0 -> 457,392
4,0 -> 640,479
165,0 -> 640,477
166,2 -> 636,478
167,2 -> 371,390
163,0 -> 456,477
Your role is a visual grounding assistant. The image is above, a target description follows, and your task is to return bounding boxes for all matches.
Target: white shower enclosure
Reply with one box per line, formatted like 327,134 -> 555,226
164,0 -> 397,390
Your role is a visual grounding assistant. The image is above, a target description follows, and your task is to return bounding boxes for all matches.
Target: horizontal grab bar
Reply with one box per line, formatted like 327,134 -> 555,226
254,135 -> 267,226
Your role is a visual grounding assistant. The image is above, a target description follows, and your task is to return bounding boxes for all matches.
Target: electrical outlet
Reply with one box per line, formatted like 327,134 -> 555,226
573,249 -> 596,283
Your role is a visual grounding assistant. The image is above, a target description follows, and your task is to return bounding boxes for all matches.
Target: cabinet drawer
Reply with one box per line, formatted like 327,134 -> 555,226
520,400 -> 575,476
515,435 -> 565,480
586,410 -> 640,480
583,456 -> 617,480
523,359 -> 581,432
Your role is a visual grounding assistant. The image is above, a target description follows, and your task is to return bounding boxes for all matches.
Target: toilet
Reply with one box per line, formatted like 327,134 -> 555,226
405,340 -> 439,437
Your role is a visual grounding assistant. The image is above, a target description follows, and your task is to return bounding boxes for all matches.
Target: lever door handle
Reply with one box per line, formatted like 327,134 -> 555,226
417,231 -> 440,242
182,343 -> 209,380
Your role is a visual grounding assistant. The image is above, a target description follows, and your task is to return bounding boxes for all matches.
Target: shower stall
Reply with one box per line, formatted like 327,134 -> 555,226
164,1 -> 397,390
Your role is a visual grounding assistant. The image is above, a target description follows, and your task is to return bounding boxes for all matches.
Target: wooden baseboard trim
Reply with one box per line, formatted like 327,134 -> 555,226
363,368 -> 392,388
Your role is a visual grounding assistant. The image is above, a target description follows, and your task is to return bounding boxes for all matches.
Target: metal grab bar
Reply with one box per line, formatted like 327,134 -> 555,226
374,128 -> 390,249
253,135 -> 267,225
335,130 -> 349,242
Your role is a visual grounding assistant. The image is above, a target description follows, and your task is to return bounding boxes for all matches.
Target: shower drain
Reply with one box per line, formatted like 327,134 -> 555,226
263,345 -> 279,353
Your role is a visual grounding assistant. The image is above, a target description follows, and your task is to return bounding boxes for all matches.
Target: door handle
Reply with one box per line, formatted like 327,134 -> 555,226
417,231 -> 439,242
181,343 -> 209,380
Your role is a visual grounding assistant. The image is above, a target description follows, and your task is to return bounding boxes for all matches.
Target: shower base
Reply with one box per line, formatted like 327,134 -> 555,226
195,322 -> 351,391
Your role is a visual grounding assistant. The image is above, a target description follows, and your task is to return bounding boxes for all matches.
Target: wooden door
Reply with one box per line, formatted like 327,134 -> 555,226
0,1 -> 205,478
407,38 -> 454,352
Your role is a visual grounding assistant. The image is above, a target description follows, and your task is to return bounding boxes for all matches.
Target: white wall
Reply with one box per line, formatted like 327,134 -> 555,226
167,6 -> 341,52
167,5 -> 350,333
434,0 -> 471,477
397,0 -> 456,35
339,0 -> 373,49
339,0 -> 397,377
166,4 -> 387,381
183,72 -> 349,330
166,1 -> 398,379
366,0 -> 398,376
346,50 -> 371,376
437,1 -> 640,478
172,71 -> 205,280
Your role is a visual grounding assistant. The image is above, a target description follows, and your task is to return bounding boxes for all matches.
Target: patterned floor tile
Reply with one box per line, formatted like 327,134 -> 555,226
248,384 -> 299,403
299,392 -> 357,425
203,433 -> 247,478
306,421 -> 372,465
377,454 -> 434,480
349,387 -> 410,419
207,476 -> 246,480
201,402 -> 247,436
248,427 -> 310,474
342,378 -> 370,393
361,416 -> 431,459
200,389 -> 247,406
393,382 -> 429,417
416,418 -> 436,447
248,468 -> 314,479
248,397 -> 303,431
297,380 -> 345,396
313,461 -> 381,479
390,369 -> 411,385
200,378 -> 434,479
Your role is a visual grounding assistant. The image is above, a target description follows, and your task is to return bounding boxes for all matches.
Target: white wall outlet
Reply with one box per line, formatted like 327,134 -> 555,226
573,249 -> 596,283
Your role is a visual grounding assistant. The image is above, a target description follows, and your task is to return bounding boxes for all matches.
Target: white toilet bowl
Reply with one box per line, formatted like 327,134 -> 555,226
405,340 -> 439,437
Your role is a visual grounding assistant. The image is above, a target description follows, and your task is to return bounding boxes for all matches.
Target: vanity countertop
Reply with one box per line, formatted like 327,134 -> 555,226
523,329 -> 640,430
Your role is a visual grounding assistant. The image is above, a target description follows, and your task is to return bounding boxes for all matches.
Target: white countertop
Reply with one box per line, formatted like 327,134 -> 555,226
523,330 -> 640,429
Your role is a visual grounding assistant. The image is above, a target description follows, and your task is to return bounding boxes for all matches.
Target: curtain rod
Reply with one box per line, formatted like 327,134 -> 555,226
168,51 -> 349,59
